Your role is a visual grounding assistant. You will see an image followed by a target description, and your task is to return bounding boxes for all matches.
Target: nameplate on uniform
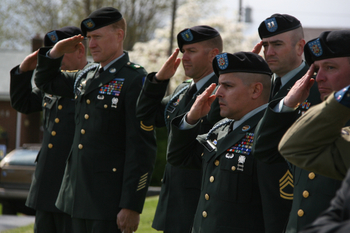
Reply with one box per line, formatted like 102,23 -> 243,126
203,140 -> 216,152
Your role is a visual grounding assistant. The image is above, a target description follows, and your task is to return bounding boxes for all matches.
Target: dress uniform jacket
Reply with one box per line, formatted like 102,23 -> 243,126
252,65 -> 343,233
167,107 -> 289,233
279,94 -> 350,180
300,169 -> 350,233
136,73 -> 221,232
10,66 -> 75,213
34,48 -> 157,221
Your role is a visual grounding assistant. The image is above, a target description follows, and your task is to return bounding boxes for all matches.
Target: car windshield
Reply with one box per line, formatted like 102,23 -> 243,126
2,149 -> 38,166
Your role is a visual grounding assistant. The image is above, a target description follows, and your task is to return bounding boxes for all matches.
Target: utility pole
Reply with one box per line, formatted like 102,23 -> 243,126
238,0 -> 242,22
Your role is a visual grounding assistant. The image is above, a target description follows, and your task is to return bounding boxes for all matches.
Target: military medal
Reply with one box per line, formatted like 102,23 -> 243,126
237,155 -> 246,171
225,153 -> 234,159
97,95 -> 104,100
111,97 -> 119,108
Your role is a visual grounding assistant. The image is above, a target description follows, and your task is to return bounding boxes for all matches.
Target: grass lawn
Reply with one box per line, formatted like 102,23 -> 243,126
1,196 -> 159,233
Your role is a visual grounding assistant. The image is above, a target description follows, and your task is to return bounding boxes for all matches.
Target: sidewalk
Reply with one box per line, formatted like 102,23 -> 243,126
0,215 -> 35,232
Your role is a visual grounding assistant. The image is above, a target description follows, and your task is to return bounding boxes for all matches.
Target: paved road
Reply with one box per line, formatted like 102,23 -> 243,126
0,215 -> 35,232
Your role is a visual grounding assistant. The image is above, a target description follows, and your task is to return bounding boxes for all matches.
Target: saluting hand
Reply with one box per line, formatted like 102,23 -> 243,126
284,64 -> 315,108
252,41 -> 263,55
19,50 -> 39,73
186,83 -> 217,125
49,35 -> 85,59
155,48 -> 181,81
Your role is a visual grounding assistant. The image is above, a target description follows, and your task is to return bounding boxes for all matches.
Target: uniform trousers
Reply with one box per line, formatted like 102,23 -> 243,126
34,209 -> 73,233
72,217 -> 121,233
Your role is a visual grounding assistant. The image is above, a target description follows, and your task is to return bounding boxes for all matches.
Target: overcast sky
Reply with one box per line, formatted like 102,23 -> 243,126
220,0 -> 350,31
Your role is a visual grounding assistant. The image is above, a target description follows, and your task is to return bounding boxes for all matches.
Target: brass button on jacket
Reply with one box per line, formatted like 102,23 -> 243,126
86,99 -> 91,104
55,118 -> 60,123
298,209 -> 304,217
78,144 -> 83,149
84,114 -> 89,120
58,105 -> 63,110
303,190 -> 309,198
51,131 -> 56,136
209,176 -> 214,183
48,143 -> 53,149
308,172 -> 316,180
202,211 -> 207,218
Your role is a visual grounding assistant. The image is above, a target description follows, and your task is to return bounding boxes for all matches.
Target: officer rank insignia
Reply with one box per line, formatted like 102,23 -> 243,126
308,38 -> 323,57
181,29 -> 193,41
99,78 -> 124,96
83,19 -> 95,29
265,17 -> 278,32
226,132 -> 254,155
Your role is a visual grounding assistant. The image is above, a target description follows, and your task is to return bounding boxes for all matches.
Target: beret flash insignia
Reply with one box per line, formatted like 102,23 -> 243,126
308,38 -> 323,57
47,31 -> 58,43
265,17 -> 278,32
181,29 -> 193,42
83,19 -> 95,29
217,53 -> 229,70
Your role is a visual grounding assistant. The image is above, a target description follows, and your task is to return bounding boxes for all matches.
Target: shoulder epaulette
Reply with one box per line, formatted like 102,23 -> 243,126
126,61 -> 143,69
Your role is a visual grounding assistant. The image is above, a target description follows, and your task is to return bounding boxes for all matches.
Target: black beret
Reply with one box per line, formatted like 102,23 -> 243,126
177,25 -> 220,52
81,7 -> 123,36
213,52 -> 272,77
258,14 -> 301,39
304,30 -> 350,66
44,26 -> 82,46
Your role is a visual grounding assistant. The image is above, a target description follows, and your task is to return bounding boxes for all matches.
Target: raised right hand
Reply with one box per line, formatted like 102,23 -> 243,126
19,50 -> 39,73
186,83 -> 217,125
49,35 -> 85,59
155,48 -> 181,81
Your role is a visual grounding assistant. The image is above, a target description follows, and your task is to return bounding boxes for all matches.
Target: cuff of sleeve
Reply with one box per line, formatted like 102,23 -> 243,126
179,113 -> 200,130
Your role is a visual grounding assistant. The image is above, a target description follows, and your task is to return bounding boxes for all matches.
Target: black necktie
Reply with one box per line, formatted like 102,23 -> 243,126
184,84 -> 197,105
95,67 -> 104,79
271,77 -> 281,98
227,121 -> 234,134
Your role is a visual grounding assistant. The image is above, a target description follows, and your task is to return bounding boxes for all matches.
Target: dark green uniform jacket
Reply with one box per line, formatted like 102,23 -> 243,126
10,65 -> 75,213
34,48 -> 157,221
252,65 -> 342,233
167,108 -> 289,233
136,73 -> 221,232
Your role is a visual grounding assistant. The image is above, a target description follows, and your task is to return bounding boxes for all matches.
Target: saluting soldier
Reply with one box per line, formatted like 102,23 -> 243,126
136,26 -> 222,232
166,52 -> 288,232
33,7 -> 157,233
10,26 -> 87,233
278,30 -> 350,180
252,14 -> 343,233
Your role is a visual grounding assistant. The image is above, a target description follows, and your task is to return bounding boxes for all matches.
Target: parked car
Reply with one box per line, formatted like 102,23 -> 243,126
0,144 -> 40,215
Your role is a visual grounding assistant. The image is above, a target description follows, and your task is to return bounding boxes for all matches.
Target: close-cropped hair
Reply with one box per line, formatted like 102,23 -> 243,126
111,18 -> 127,40
202,35 -> 223,53
290,26 -> 304,46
